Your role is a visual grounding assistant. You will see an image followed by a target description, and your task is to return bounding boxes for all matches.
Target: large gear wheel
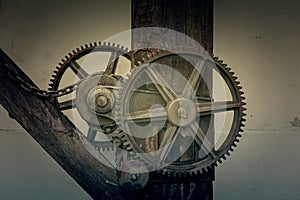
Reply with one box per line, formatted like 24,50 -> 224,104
49,42 -> 131,152
114,48 -> 246,176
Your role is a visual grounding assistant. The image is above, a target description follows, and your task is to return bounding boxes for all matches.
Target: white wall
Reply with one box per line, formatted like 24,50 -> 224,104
214,0 -> 300,131
214,1 -> 300,199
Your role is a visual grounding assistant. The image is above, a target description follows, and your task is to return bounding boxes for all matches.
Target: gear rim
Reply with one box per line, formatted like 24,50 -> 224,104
48,42 -> 131,152
114,48 -> 246,176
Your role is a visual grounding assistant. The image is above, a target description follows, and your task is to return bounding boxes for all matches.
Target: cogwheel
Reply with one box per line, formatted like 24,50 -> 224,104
49,42 -> 130,94
49,42 -> 131,152
114,48 -> 246,176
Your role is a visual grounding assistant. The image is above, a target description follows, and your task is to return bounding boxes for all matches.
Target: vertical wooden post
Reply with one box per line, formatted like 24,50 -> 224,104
130,0 -> 214,199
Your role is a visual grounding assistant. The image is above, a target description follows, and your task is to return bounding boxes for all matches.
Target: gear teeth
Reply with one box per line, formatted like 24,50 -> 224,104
126,146 -> 133,151
232,142 -> 237,148
53,71 -> 59,76
147,53 -> 152,59
232,76 -> 238,80
188,171 -> 193,176
182,171 -> 188,178
114,50 -> 246,178
202,167 -> 208,174
47,41 -> 131,162
221,154 -> 227,160
123,140 -> 130,147
167,170 -> 172,177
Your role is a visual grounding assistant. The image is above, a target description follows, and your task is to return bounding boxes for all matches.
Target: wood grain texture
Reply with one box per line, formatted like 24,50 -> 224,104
131,0 -> 214,199
0,49 -> 124,200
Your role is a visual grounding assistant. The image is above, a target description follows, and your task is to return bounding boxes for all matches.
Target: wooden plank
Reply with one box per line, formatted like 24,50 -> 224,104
131,0 -> 214,199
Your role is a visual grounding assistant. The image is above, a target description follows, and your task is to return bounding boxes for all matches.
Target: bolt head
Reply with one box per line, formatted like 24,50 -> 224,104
177,107 -> 188,118
96,95 -> 108,107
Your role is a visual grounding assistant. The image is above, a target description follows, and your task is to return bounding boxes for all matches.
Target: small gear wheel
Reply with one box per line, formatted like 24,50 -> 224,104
49,42 -> 131,152
114,48 -> 246,176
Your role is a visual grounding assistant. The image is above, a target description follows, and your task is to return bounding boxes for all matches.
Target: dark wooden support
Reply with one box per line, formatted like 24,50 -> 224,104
0,49 -> 123,200
132,0 -> 213,53
131,0 -> 214,199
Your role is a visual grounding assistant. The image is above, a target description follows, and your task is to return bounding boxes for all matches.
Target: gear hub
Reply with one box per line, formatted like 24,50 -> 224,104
166,98 -> 197,127
88,87 -> 114,114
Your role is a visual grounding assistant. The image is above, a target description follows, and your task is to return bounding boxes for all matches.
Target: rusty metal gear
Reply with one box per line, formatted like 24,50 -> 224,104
49,42 -> 131,151
114,48 -> 246,176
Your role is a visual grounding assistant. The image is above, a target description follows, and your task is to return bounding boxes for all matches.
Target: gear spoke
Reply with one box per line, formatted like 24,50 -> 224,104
145,67 -> 176,102
182,58 -> 207,98
87,127 -> 97,141
58,99 -> 76,110
124,107 -> 167,123
69,61 -> 89,79
188,122 -> 217,159
196,101 -> 240,116
105,50 -> 120,75
159,124 -> 179,163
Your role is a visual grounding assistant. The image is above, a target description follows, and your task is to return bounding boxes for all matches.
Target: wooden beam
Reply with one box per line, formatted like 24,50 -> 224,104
131,0 -> 214,199
0,49 -> 124,200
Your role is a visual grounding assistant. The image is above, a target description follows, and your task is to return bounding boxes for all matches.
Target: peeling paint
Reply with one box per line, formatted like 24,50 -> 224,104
290,117 -> 300,128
